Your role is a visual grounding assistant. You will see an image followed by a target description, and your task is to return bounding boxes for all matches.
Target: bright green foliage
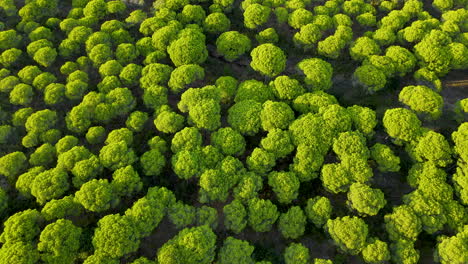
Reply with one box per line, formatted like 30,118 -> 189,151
279,206 -> 307,239
167,34 -> 208,67
140,63 -> 173,89
383,108 -> 422,143
223,199 -> 247,234
292,91 -> 338,114
356,12 -> 376,27
33,47 -> 57,67
172,149 -> 202,179
179,5 -> 206,25
361,238 -> 390,264
347,105 -> 377,137
157,225 -> 216,264
120,64 -> 143,86
453,122 -> 468,162
385,46 -> 417,77
15,166 -> 44,198
326,216 -> 368,255
112,165 -> 143,197
332,131 -> 370,160
71,155 -> 103,188
449,42 -> 468,70
384,205 -> 422,241
0,30 -> 22,50
354,61 -> 388,92
0,75 -> 20,93
390,241 -> 420,264
168,64 -> 205,93
247,148 -> 276,175
33,72 -> 57,91
10,83 -> 34,106
143,85 -> 168,109
86,126 -> 106,144
41,195 -> 83,221
217,237 -> 255,264
260,129 -> 294,158
250,44 -> 286,77
31,168 -> 69,205
228,100 -> 263,135
38,219 -> 82,264
294,23 -> 322,48
268,171 -> 300,204
399,85 -> 443,119
248,198 -> 280,232
99,141 -> 137,171
171,127 -> 203,153
199,169 -> 230,202
288,8 -> 313,29
125,196 -> 165,237
0,151 -> 27,183
270,75 -> 305,101
75,179 -> 117,212
347,183 -> 386,216
99,60 -> 123,77
57,146 -> 92,171
18,66 -> 42,84
235,80 -> 273,103
168,201 -> 196,228
196,206 -> 218,229
204,13 -> 230,34
284,243 -> 310,264
0,242 -> 40,264
350,37 -> 381,61
93,214 -> 140,258
321,157 -> 373,194
188,98 -> 221,131
83,254 -> 119,264
256,28 -> 278,44
140,149 -> 165,176
216,76 -> 238,103
105,128 -> 133,145
370,143 -> 400,172
305,196 -> 332,228
260,101 -> 295,131
435,226 -> 468,264
413,131 -> 452,167
155,110 -> 185,133
211,127 -> 246,156
313,259 -> 333,264
244,4 -> 271,29
297,58 -> 333,91
0,209 -> 41,243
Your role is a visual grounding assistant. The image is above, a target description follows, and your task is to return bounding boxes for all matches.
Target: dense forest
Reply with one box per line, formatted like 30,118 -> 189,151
0,0 -> 467,263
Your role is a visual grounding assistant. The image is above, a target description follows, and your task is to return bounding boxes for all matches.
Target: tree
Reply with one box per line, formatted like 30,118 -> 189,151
279,206 -> 307,239
93,214 -> 140,258
235,80 -> 274,103
332,131 -> 370,160
305,196 -> 332,228
120,64 -> 143,86
168,64 -> 205,93
284,243 -> 310,264
243,4 -> 270,29
217,237 -> 255,264
382,108 -> 422,143
292,91 -> 338,114
361,238 -> 391,264
168,201 -> 196,228
390,241 -> 420,264
228,100 -> 263,135
204,13 -> 231,34
260,129 -> 295,158
75,179 -> 118,212
167,34 -> 208,67
171,127 -> 203,153
57,146 -> 92,171
33,72 -> 57,91
38,219 -> 82,264
288,8 -> 313,29
294,23 -> 322,49
99,141 -> 137,171
370,143 -> 400,172
268,171 -> 300,204
349,37 -> 381,61
89,44 -> 113,67
112,165 -> 143,197
30,168 -> 69,205
86,126 -> 106,144
116,43 -> 139,65
246,148 -> 276,175
256,27 -> 278,44
140,63 -> 174,89
347,183 -> 386,216
325,216 -> 368,255
384,205 -> 422,242
125,196 -> 165,238
188,99 -> 221,131
260,101 -> 295,131
0,209 -> 42,243
216,76 -> 238,103
0,151 -> 27,183
248,198 -> 279,232
0,29 -> 21,50
398,85 -> 443,119
250,44 -> 286,77
453,122 -> 468,162
41,195 -> 83,221
155,110 -> 185,134
412,131 -> 452,167
297,58 -> 333,91
211,127 -> 246,156
10,83 -> 34,106
33,47 -> 57,67
385,46 -> 417,76
223,199 -> 247,234
140,149 -> 165,176
199,169 -> 231,202
435,226 -> 468,264
157,225 -> 216,264
353,65 -> 387,93
0,242 -> 40,264
270,75 -> 305,101
18,65 -> 42,84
